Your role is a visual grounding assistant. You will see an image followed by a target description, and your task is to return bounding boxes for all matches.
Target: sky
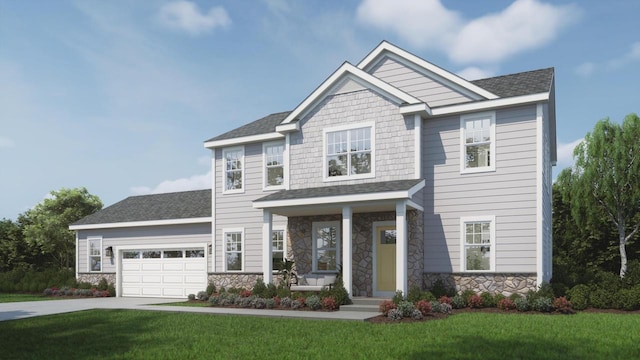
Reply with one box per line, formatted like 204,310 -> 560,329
1,0 -> 638,220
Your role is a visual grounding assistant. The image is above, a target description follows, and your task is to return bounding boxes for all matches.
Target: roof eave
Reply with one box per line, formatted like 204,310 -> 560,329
70,217 -> 213,231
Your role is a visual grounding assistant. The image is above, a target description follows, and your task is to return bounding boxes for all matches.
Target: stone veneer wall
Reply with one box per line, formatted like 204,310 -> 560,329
288,210 -> 424,297
423,273 -> 537,296
77,273 -> 116,285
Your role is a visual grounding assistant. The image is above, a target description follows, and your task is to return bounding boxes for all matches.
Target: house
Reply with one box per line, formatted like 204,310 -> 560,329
70,41 -> 556,298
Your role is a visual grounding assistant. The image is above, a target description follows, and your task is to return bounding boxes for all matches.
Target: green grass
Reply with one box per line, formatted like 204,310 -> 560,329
0,293 -> 55,303
0,310 -> 639,359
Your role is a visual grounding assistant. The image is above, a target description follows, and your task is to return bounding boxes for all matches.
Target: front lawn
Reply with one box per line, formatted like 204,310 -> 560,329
0,310 -> 638,359
0,293 -> 55,303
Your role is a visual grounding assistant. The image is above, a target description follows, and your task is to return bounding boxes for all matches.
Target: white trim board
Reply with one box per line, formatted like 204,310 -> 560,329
69,217 -> 212,230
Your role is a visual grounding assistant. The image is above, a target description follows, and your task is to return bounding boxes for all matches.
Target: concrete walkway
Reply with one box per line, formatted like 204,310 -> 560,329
0,297 -> 378,322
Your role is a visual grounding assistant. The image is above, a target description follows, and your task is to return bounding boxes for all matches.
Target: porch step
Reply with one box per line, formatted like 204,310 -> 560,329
340,297 -> 388,313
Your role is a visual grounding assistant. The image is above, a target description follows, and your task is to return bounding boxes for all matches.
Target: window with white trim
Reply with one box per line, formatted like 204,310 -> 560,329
326,126 -> 373,179
461,112 -> 495,173
461,216 -> 496,271
224,230 -> 243,271
223,147 -> 244,192
312,221 -> 341,272
272,229 -> 285,271
264,142 -> 284,188
88,237 -> 102,272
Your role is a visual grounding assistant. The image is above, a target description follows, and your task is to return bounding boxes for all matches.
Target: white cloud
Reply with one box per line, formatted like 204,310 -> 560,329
357,0 -> 581,65
608,41 -> 640,69
131,171 -> 211,196
575,62 -> 596,77
556,138 -> 583,169
158,1 -> 231,35
0,136 -> 15,148
456,66 -> 496,80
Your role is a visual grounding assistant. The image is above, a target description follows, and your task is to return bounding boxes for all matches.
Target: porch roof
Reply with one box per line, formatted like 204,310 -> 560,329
253,179 -> 425,216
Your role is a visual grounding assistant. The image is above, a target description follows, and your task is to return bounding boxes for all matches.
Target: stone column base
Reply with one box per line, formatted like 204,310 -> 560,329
423,272 -> 537,297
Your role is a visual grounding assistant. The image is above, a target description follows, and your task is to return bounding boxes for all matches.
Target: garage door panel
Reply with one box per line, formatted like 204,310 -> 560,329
162,288 -> 184,297
163,262 -> 183,271
122,275 -> 142,284
122,262 -> 141,271
122,287 -> 142,296
185,275 -> 206,284
142,263 -> 162,271
142,288 -> 162,296
163,275 -> 183,284
185,262 -> 206,271
142,275 -> 162,283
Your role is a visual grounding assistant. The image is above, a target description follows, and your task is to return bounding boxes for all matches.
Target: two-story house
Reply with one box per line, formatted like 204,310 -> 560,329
71,41 -> 555,298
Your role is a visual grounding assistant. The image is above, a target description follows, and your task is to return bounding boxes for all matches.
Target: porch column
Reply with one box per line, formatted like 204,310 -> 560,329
262,210 -> 273,284
342,206 -> 353,298
396,200 -> 408,296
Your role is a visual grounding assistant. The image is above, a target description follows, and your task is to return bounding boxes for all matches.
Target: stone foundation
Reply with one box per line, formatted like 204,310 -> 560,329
423,273 -> 537,296
208,273 -> 279,290
77,273 -> 116,286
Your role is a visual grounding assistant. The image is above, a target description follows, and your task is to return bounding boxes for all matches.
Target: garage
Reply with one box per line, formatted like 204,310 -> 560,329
121,248 -> 207,298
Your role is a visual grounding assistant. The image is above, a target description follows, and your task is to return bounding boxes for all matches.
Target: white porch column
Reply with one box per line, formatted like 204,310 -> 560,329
342,206 -> 353,298
396,200 -> 408,296
262,210 -> 273,284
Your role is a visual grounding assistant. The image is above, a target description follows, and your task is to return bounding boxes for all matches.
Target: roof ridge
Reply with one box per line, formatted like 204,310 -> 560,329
473,67 -> 554,82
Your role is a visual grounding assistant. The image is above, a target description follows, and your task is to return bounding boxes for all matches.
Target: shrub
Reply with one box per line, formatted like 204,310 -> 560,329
615,286 -> 640,311
188,294 -> 196,301
461,290 -> 476,303
379,300 -> 396,316
588,288 -> 613,309
421,291 -> 436,302
438,296 -> 452,305
494,293 -> 506,304
509,293 -> 522,301
206,283 -> 216,295
514,297 -> 530,312
196,291 -> 209,301
330,276 -> 352,305
253,298 -> 267,309
392,290 -> 404,304
407,285 -> 423,303
322,297 -> 338,311
240,289 -> 252,298
280,297 -> 293,308
439,303 -> 452,314
430,301 -> 451,314
452,295 -> 466,309
387,308 -> 403,321
107,283 -> 116,297
468,294 -> 483,308
265,298 -> 276,309
415,300 -> 432,315
497,298 -> 516,311
532,297 -> 554,313
208,295 -> 220,306
291,299 -> 304,309
306,295 -> 322,310
410,309 -> 424,320
264,283 -> 277,299
97,278 -> 109,291
567,284 -> 590,310
252,278 -> 267,298
239,296 -> 253,308
480,292 -> 496,308
430,278 -> 453,297
553,296 -> 573,314
43,288 -> 53,296
397,301 -> 416,317
276,284 -> 291,299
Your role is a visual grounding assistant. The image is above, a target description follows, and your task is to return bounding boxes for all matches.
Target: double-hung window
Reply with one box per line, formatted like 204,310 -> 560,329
224,230 -> 243,271
272,229 -> 285,271
461,112 -> 495,173
264,142 -> 285,189
325,124 -> 373,179
223,147 -> 244,193
88,237 -> 102,272
461,216 -> 496,271
312,221 -> 341,272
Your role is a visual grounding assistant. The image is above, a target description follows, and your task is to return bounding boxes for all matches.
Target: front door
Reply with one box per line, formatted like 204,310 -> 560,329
374,223 -> 396,296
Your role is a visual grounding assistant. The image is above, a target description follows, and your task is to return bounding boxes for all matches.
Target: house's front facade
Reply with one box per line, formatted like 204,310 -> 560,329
71,41 -> 556,298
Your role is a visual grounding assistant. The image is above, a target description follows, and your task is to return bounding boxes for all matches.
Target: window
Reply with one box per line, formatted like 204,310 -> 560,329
223,147 -> 244,192
224,230 -> 243,271
312,221 -> 341,272
325,125 -> 374,179
461,216 -> 496,271
272,229 -> 285,271
163,250 -> 183,258
88,238 -> 102,272
264,142 -> 285,188
461,112 -> 495,173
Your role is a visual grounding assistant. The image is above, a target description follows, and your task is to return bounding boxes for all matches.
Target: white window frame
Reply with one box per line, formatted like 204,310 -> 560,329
323,122 -> 375,182
460,111 -> 496,174
460,215 -> 496,272
312,221 -> 341,273
263,141 -> 285,190
223,228 -> 244,272
222,146 -> 244,194
271,227 -> 286,272
87,237 -> 102,272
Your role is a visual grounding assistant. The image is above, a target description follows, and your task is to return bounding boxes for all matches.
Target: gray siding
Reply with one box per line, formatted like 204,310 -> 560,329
289,89 -> 416,189
369,56 -> 474,107
422,105 -> 539,273
77,223 -> 211,273
214,144 -> 286,273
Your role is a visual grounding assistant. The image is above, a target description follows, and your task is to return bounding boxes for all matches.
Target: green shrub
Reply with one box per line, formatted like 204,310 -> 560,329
461,290 -> 476,303
265,298 -> 276,309
97,278 -> 109,291
509,293 -> 522,301
206,283 -> 216,295
107,283 -> 116,297
397,301 -> 416,317
329,275 -> 351,305
532,297 -> 554,313
187,294 -> 196,301
430,279 -> 453,297
196,291 -> 209,301
494,293 -> 506,304
387,308 -> 403,321
276,284 -> 290,299
616,286 -> 640,311
253,298 -> 267,309
252,278 -> 267,298
622,260 -> 640,288
514,297 -> 530,312
567,284 -> 590,310
264,283 -> 277,299
452,295 -> 466,309
480,292 -> 496,308
392,290 -> 404,304
407,285 -> 423,303
306,295 -> 322,310
589,288 -> 614,309
410,309 -> 424,320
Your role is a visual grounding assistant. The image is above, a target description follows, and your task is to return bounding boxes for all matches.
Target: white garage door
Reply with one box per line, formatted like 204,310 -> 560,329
121,248 -> 207,298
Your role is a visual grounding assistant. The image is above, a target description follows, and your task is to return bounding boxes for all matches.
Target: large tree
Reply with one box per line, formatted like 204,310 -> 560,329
572,113 -> 640,278
22,187 -> 102,270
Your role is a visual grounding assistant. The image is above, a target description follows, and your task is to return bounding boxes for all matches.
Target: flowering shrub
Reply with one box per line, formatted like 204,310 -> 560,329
468,294 -> 483,308
322,297 -> 338,311
379,300 -> 396,316
553,296 -> 573,314
497,298 -> 516,311
240,289 -> 252,298
415,300 -> 432,315
438,296 -> 453,305
388,308 -> 403,321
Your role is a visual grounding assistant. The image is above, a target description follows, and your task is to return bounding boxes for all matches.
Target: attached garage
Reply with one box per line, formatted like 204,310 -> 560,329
70,190 -> 212,298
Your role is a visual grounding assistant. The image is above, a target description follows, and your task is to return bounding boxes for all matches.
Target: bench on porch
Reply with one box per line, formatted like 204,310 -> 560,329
290,273 -> 337,292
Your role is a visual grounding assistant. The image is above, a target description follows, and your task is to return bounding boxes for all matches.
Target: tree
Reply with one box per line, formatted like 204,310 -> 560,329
572,113 -> 640,278
22,187 -> 102,270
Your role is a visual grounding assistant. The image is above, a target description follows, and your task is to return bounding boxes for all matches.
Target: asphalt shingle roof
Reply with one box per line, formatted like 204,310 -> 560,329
254,179 -> 423,203
72,189 -> 211,225
471,68 -> 554,98
205,111 -> 291,142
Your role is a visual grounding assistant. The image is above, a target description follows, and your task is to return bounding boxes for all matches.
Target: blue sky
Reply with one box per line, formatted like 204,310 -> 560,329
1,0 -> 638,220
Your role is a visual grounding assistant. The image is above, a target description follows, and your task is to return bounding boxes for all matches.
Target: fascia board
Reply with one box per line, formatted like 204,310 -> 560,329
431,93 -> 549,116
253,190 -> 413,209
204,133 -> 284,149
69,217 -> 212,231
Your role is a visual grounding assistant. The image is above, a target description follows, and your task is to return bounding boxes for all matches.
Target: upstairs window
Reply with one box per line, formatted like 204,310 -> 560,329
461,112 -> 495,173
223,147 -> 244,193
325,125 -> 374,180
264,142 -> 285,189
